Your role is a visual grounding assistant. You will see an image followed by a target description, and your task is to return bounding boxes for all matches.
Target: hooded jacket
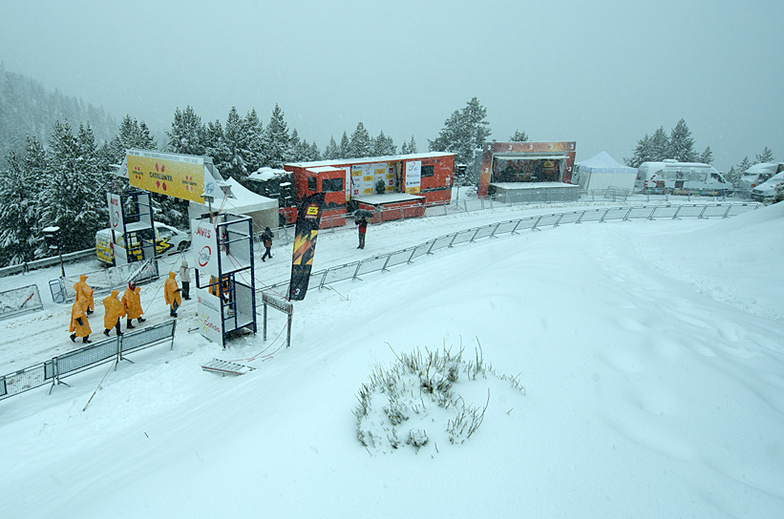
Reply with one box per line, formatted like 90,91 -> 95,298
103,290 -> 126,329
122,285 -> 143,319
73,275 -> 94,311
164,272 -> 181,307
69,297 -> 92,338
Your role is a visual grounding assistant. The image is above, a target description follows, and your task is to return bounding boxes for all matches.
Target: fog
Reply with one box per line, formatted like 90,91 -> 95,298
1,0 -> 782,170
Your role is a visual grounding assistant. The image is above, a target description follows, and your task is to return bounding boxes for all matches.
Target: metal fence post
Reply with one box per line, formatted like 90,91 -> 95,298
722,204 -> 733,218
672,205 -> 683,220
698,205 -> 708,219
622,208 -> 633,222
648,206 -> 657,220
599,208 -> 610,223
553,213 -> 565,228
381,254 -> 393,272
531,216 -> 543,231
575,210 -> 586,224
352,261 -> 363,280
488,222 -> 502,238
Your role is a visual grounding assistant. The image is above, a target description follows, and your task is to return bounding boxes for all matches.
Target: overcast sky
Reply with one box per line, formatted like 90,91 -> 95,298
1,0 -> 782,170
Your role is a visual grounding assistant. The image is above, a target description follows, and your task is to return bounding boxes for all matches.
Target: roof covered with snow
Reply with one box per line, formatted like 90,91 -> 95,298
577,151 -> 637,174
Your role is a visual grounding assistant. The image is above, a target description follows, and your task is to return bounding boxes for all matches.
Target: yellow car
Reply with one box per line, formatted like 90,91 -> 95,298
96,223 -> 191,266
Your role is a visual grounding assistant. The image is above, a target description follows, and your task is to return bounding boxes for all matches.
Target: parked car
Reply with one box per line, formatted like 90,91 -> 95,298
96,222 -> 191,266
737,162 -> 784,197
750,172 -> 784,203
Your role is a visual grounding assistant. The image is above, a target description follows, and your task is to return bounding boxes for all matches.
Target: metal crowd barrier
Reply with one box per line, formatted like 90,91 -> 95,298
261,202 -> 760,297
0,320 -> 176,402
0,284 -> 44,321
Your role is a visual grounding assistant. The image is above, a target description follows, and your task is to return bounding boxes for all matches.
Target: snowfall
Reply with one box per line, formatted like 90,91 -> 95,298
1,194 -> 783,519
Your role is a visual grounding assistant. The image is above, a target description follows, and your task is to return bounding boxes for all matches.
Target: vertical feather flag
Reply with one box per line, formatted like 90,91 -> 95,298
288,193 -> 324,301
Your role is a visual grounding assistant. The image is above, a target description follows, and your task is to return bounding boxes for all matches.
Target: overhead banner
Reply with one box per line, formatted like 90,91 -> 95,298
288,193 -> 324,301
405,160 -> 422,194
126,149 -> 205,203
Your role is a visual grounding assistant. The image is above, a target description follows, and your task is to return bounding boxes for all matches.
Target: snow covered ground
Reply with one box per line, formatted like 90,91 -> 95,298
1,198 -> 783,518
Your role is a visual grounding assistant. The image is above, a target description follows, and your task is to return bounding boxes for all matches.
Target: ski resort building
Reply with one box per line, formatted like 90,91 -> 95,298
284,152 -> 455,228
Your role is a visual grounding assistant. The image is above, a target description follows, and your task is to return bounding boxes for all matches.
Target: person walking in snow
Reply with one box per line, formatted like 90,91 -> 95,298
164,271 -> 182,318
122,282 -> 146,329
356,217 -> 367,249
261,226 -> 274,262
179,259 -> 191,300
73,274 -> 95,314
102,290 -> 126,337
69,296 -> 92,343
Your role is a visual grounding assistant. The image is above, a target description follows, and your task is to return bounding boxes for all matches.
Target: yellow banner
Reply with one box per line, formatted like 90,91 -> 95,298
126,151 -> 204,203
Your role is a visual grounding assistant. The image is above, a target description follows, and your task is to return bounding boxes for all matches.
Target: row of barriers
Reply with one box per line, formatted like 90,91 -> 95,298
262,202 -> 761,295
0,320 -> 176,402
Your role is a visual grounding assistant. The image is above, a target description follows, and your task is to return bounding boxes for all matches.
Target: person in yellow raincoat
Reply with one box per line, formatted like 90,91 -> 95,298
122,282 -> 146,329
73,274 -> 95,314
164,271 -> 181,318
69,296 -> 92,343
102,290 -> 126,337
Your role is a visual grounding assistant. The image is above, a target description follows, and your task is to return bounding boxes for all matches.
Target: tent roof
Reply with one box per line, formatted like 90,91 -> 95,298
578,151 -> 637,174
191,177 -> 276,213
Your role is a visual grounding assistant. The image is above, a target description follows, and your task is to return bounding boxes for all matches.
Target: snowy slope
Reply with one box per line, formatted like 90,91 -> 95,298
1,201 -> 782,519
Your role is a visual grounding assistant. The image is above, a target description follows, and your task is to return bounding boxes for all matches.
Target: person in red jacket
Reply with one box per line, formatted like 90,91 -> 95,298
357,217 -> 367,249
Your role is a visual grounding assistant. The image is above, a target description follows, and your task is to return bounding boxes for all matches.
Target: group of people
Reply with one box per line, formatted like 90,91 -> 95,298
69,276 -> 146,344
68,259 -> 192,343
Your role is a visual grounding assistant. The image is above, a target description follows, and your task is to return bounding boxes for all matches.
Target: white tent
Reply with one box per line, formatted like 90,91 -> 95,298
575,151 -> 637,192
188,177 -> 278,234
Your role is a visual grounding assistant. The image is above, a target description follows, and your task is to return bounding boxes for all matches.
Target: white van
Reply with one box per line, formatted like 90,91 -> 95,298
738,162 -> 784,197
96,222 -> 191,266
750,172 -> 784,203
636,160 -> 730,195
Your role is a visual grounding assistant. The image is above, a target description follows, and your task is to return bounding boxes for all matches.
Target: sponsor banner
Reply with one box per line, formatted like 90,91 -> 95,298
288,193 -> 324,301
107,193 -> 123,231
197,291 -> 224,347
126,150 -> 205,203
191,218 -> 218,278
385,166 -> 396,193
406,160 -> 422,194
344,167 -> 352,202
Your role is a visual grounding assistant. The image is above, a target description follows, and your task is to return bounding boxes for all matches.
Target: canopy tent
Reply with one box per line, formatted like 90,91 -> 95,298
188,177 -> 278,234
575,151 -> 637,192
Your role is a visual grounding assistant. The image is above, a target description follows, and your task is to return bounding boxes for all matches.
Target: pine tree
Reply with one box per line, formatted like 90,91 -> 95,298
668,119 -> 697,162
167,106 -> 207,156
244,108 -> 264,173
626,134 -> 653,167
755,146 -> 775,164
651,127 -> 670,161
41,121 -> 107,253
0,139 -> 45,265
308,141 -> 322,161
220,107 -> 249,181
205,118 -> 230,178
734,156 -> 753,182
263,104 -> 291,167
324,136 -> 339,160
429,97 -> 491,164
372,130 -> 396,156
106,115 -> 157,164
699,146 -> 713,164
510,129 -> 529,142
349,122 -> 372,158
401,136 -> 417,155
339,132 -> 351,159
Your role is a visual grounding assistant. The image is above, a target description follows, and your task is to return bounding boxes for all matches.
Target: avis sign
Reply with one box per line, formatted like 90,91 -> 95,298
191,218 -> 219,277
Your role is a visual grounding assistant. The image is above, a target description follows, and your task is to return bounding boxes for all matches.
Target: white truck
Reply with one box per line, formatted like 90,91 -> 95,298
635,160 -> 730,195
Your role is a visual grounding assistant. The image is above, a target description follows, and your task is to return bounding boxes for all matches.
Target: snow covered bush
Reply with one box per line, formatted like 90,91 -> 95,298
354,340 -> 525,455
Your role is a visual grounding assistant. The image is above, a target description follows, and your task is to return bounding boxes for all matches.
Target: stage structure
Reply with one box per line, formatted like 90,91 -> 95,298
192,214 -> 257,348
106,190 -> 159,274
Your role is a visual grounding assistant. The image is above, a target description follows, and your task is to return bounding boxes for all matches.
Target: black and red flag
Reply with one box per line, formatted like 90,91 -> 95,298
288,193 -> 324,301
